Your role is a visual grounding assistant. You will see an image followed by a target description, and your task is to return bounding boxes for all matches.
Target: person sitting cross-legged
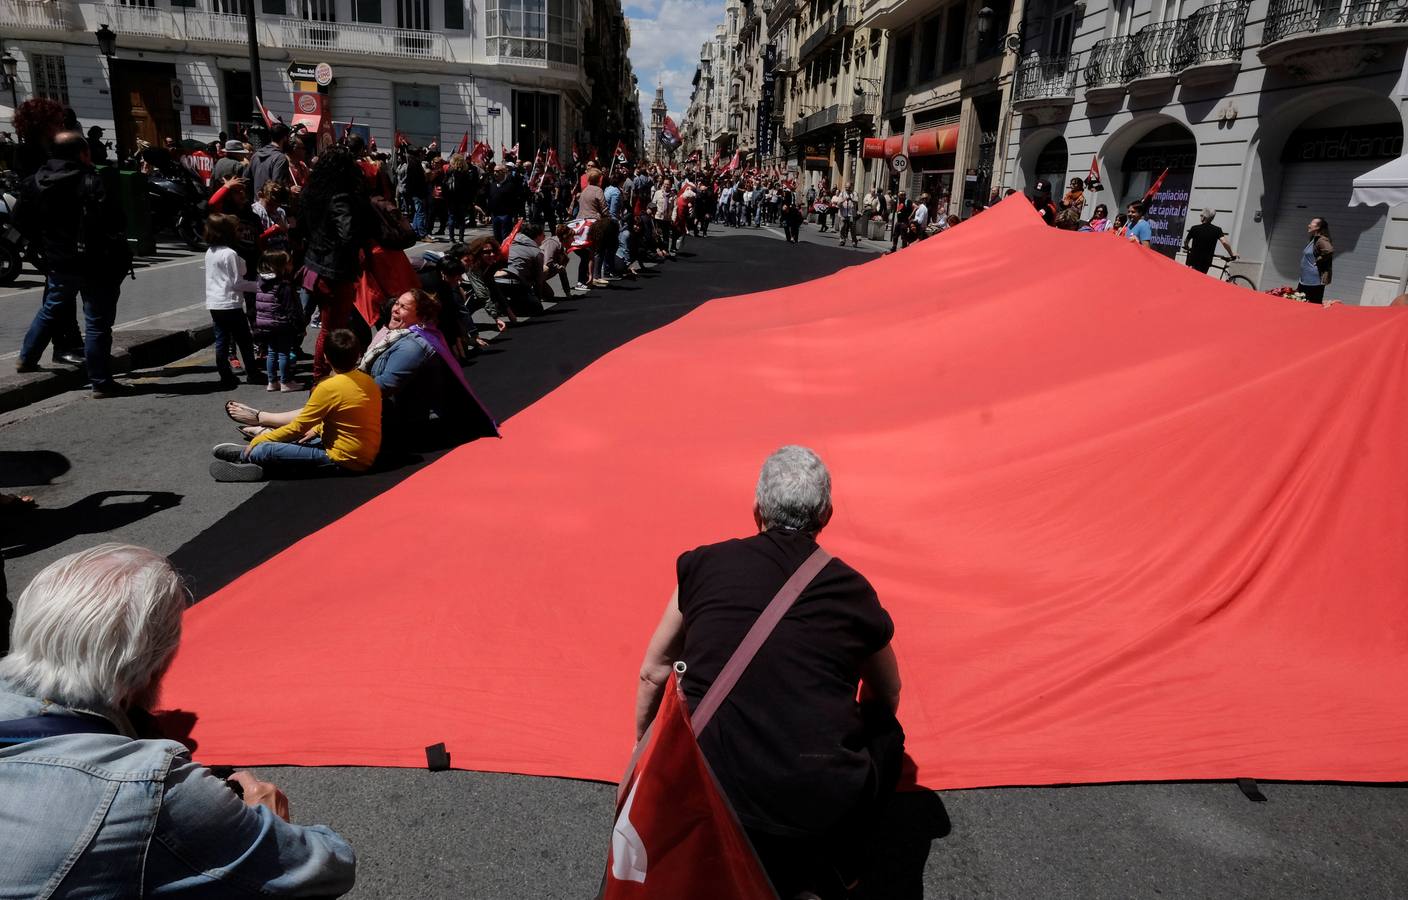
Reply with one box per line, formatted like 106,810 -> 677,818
209,328 -> 381,482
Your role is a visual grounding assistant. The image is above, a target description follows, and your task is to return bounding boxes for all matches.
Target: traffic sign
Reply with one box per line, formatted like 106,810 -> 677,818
891,154 -> 909,174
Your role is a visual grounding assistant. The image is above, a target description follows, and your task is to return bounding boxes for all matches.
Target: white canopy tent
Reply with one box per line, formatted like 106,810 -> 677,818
1351,155 -> 1408,296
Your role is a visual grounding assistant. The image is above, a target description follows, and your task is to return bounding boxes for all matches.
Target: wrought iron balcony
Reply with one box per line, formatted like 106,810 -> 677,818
1082,35 -> 1133,99
1012,54 -> 1079,110
850,92 -> 878,123
836,1 -> 858,31
796,103 -> 841,135
768,0 -> 799,30
1175,1 -> 1250,81
1125,21 -> 1183,90
774,52 -> 799,73
799,16 -> 836,59
1264,0 -> 1408,45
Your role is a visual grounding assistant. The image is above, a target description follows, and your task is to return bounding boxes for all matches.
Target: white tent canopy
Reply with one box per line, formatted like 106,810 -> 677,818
1351,155 -> 1408,207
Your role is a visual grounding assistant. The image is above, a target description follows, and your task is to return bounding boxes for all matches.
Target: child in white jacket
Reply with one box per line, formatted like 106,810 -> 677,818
204,213 -> 261,387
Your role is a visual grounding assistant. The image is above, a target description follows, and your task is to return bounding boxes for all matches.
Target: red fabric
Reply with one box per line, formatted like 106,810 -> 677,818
498,219 -> 523,260
456,131 -> 469,156
603,677 -> 775,899
354,246 -> 420,327
158,195 -> 1408,790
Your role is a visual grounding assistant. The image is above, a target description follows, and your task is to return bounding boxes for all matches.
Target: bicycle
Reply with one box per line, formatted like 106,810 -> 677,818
1208,254 -> 1255,289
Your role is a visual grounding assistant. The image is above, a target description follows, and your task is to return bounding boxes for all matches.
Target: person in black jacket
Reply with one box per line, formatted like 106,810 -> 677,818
15,131 -> 133,397
301,146 -> 375,379
247,123 -> 292,198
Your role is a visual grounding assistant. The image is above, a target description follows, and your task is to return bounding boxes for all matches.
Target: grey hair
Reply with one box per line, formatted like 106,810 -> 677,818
755,446 -> 832,532
0,544 -> 189,711
1201,208 -> 1216,223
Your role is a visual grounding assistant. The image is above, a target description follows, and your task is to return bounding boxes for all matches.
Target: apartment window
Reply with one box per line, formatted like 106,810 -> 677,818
891,29 -> 913,91
487,0 -> 578,63
351,0 -> 381,21
30,54 -> 69,106
1109,0 -> 1134,37
1048,8 -> 1075,56
918,17 -> 940,80
398,0 -> 429,27
444,0 -> 464,29
301,0 -> 336,20
941,4 -> 965,73
261,0 -> 286,12
211,0 -> 246,11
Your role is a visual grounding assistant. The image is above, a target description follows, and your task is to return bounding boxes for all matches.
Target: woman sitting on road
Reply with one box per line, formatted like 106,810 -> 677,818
224,290 -> 497,449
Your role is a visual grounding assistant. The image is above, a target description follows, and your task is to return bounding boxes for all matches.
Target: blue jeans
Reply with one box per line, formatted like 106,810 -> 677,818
411,196 -> 428,237
264,333 -> 297,384
20,270 -> 120,385
247,437 -> 341,476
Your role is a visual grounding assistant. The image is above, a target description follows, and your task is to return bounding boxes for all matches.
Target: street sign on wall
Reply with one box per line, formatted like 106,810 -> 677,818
891,154 -> 909,174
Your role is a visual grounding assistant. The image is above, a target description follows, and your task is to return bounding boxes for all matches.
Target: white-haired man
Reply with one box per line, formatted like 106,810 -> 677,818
0,544 -> 356,896
1183,207 -> 1236,274
635,446 -> 904,897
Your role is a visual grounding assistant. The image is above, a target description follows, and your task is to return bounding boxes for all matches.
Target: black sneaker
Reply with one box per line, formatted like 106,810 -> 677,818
53,351 -> 86,366
209,459 -> 266,482
211,442 -> 247,463
15,360 -> 40,374
90,381 -> 131,399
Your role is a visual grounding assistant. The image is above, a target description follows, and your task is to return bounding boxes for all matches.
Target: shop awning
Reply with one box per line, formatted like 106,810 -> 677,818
1350,155 -> 1408,207
908,124 -> 959,157
863,135 -> 906,159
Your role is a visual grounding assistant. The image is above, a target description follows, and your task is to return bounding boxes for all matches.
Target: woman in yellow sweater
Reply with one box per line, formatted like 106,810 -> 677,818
209,329 -> 381,482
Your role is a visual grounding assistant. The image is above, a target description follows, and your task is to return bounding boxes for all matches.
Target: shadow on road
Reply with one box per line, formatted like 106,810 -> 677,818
0,450 -> 72,489
2,490 -> 183,559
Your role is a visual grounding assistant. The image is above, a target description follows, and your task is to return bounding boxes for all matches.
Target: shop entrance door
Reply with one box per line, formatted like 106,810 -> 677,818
1265,161 -> 1388,302
110,60 -> 179,157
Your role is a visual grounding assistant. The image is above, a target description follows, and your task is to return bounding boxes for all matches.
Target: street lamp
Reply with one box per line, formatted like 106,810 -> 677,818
95,24 -> 117,58
976,6 -> 1022,53
852,76 -> 882,97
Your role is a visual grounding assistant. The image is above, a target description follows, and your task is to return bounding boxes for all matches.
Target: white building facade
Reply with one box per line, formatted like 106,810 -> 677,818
1,0 -> 618,159
1003,0 -> 1408,304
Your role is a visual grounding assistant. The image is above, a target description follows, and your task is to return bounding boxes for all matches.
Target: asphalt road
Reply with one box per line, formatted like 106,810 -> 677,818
2,223 -> 1405,899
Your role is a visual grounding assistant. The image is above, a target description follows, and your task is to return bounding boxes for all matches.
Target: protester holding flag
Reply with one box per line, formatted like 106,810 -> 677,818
629,446 -> 904,898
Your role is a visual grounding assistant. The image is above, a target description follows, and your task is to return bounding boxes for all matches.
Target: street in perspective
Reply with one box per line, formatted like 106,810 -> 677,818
2,0 -> 1408,896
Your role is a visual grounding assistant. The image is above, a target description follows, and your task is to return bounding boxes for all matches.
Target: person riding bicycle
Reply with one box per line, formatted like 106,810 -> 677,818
1184,208 -> 1236,274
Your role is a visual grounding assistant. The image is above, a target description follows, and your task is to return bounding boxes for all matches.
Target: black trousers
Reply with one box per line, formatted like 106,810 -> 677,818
746,707 -> 905,899
1298,282 -> 1326,304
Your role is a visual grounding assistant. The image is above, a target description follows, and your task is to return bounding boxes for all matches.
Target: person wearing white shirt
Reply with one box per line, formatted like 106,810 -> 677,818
911,194 -> 931,240
203,213 -> 262,386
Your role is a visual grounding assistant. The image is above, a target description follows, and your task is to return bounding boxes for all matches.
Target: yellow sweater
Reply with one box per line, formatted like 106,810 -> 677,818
249,370 -> 382,471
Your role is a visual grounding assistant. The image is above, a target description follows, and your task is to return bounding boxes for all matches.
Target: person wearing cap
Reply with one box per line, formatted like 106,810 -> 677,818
1183,208 -> 1236,274
1030,179 -> 1057,226
211,139 -> 248,186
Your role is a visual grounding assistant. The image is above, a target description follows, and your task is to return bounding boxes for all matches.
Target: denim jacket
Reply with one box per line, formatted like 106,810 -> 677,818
0,681 -> 356,897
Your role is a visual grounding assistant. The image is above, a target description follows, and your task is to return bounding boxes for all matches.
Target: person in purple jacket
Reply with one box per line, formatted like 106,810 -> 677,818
250,249 -> 304,392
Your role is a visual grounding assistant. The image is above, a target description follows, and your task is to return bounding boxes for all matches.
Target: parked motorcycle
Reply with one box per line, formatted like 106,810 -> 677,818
141,150 -> 206,249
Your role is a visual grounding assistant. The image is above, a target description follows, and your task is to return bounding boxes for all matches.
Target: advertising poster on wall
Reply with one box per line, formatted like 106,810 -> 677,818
1142,171 -> 1193,259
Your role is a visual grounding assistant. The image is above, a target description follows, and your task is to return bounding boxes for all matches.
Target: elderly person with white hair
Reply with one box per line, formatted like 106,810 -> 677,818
634,446 -> 904,899
0,544 -> 357,896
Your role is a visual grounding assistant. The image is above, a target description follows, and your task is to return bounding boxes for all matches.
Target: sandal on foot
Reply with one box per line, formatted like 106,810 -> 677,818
225,400 -> 261,426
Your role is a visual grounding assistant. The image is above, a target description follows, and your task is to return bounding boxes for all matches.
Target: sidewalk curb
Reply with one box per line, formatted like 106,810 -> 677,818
0,322 -> 216,414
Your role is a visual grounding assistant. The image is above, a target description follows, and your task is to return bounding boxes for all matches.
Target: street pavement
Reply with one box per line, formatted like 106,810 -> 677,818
3,224 -> 1406,898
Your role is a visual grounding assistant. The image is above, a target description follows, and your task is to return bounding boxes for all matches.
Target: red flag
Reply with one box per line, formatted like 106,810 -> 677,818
498,218 -> 523,260
572,140 -> 582,164
709,150 -> 721,169
1141,167 -> 1168,203
613,139 -> 628,162
602,675 -> 775,899
588,144 -> 599,164
456,131 -> 469,156
470,141 -> 491,166
547,148 -> 561,172
1085,156 -> 1103,192
254,97 -> 278,128
395,130 -> 411,148
720,149 -> 741,175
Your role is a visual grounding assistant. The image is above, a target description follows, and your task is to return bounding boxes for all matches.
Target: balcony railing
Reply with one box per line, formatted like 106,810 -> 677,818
185,11 -> 252,45
799,17 -> 835,59
1263,0 -> 1408,44
774,52 -> 799,72
1013,53 -> 1079,103
836,1 -> 858,30
1125,21 -> 1183,81
767,0 -> 799,29
100,0 -> 170,39
1175,1 -> 1250,67
850,91 -> 878,121
3,0 -> 67,30
1083,35 -> 1134,89
282,18 -> 446,59
796,103 -> 840,135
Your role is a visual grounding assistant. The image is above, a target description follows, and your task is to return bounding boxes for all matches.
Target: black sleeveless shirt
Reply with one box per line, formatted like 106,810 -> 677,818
676,529 -> 894,837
